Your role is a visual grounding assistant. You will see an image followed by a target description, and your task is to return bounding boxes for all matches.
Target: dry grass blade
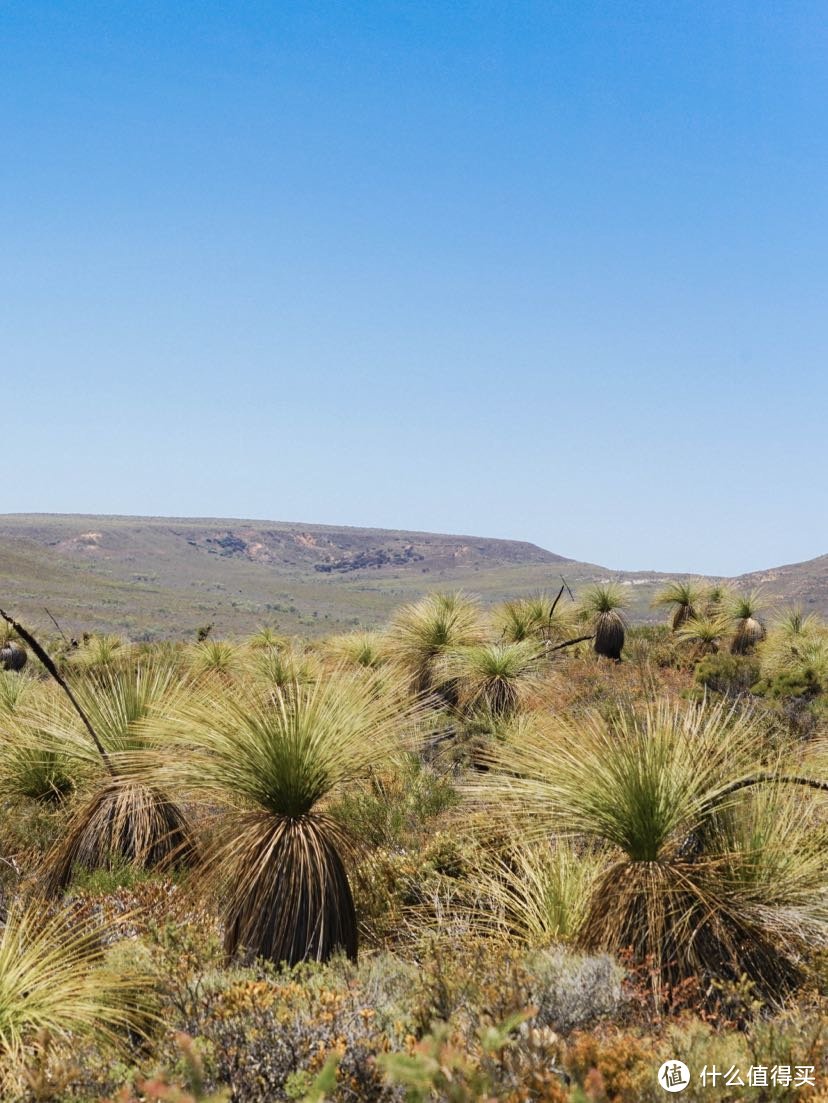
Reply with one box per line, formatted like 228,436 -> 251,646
215,812 -> 357,964
0,901 -> 153,1090
40,778 -> 196,895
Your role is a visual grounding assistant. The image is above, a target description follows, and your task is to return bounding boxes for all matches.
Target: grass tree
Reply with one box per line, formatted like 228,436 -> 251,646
652,581 -> 703,631
0,642 -> 27,673
0,902 -> 152,1092
703,583 -> 732,615
759,608 -> 826,679
730,590 -> 767,654
189,639 -> 241,679
389,592 -> 485,692
438,641 -> 543,718
29,660 -> 197,893
469,700 -> 828,1004
162,670 -> 422,965
494,592 -> 577,645
74,634 -> 127,671
579,584 -> 629,661
323,630 -> 389,670
248,626 -> 286,650
675,612 -> 730,656
251,643 -> 319,689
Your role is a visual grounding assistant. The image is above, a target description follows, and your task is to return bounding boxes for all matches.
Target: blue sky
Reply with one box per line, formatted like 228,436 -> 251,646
3,1 -> 826,575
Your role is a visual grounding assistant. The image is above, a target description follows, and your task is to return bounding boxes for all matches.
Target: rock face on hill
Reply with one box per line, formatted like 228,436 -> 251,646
11,515 -> 570,575
0,513 -> 823,640
0,514 -> 580,639
180,522 -> 568,574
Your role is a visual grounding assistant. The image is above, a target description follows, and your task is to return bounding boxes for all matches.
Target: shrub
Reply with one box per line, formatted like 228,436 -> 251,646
693,652 -> 760,696
528,949 -> 624,1033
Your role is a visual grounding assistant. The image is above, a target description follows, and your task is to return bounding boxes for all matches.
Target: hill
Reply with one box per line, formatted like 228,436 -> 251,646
734,552 -> 828,612
0,514 -> 824,639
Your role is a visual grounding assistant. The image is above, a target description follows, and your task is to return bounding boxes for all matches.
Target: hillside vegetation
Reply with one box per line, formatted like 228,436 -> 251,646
0,581 -> 825,1100
2,514 -> 827,641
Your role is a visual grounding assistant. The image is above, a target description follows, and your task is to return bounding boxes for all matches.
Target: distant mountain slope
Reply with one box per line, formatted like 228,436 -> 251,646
735,552 -> 828,611
0,514 -> 583,639
0,514 -> 824,639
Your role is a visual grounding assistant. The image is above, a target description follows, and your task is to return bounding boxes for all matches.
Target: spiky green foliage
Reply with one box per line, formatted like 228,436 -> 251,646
476,838 -> 606,945
74,634 -> 126,671
0,736 -> 76,806
160,671 -> 423,965
0,670 -> 35,715
494,594 -> 577,644
759,608 -> 828,683
703,583 -> 732,612
0,902 -> 152,1089
438,641 -> 542,717
32,661 -> 197,892
653,581 -> 703,631
323,630 -> 389,670
247,626 -> 286,650
389,592 -> 485,691
675,612 -> 730,655
0,681 -> 80,805
251,644 -> 319,689
579,584 -> 629,661
469,701 -> 828,1002
189,640 -> 241,678
730,589 -> 767,654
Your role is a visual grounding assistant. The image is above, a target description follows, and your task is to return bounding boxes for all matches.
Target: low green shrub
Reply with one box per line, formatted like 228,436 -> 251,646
693,653 -> 760,696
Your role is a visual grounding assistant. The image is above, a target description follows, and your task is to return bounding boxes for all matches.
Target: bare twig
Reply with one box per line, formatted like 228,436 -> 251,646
546,633 -> 594,653
44,607 -> 69,646
548,584 -> 565,619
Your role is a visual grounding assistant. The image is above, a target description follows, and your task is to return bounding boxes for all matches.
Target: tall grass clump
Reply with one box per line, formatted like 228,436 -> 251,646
31,661 -> 197,893
675,612 -> 730,656
759,608 -> 828,685
250,643 -> 319,689
494,593 -> 577,644
475,838 -> 606,946
322,630 -> 389,670
162,670 -> 424,966
189,639 -> 241,679
389,592 -> 485,692
438,641 -> 543,718
470,700 -> 828,1004
0,903 -> 152,1092
73,634 -> 127,671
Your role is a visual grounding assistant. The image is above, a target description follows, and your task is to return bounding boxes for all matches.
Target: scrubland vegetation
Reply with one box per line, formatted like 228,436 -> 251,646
0,583 -> 825,1101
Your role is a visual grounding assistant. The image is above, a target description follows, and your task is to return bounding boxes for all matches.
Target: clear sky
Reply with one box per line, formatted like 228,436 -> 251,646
3,2 -> 826,575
